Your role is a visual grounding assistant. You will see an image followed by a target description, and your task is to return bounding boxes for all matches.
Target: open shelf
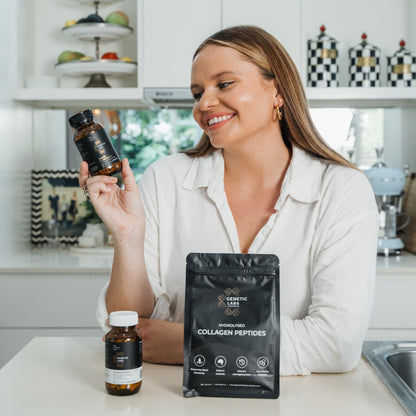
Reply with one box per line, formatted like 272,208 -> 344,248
14,86 -> 416,109
14,87 -> 148,109
306,87 -> 416,108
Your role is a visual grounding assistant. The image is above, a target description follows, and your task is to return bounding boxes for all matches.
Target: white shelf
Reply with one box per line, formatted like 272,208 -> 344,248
61,23 -> 133,41
14,87 -> 416,109
14,88 -> 149,109
306,87 -> 416,108
55,60 -> 137,76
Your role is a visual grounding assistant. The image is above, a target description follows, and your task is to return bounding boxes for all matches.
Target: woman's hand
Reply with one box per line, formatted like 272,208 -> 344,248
78,158 -> 145,240
138,319 -> 184,365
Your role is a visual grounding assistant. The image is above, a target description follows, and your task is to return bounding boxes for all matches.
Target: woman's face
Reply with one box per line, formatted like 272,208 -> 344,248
191,44 -> 281,152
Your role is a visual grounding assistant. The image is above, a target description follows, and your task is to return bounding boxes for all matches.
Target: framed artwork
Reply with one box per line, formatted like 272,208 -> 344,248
31,170 -> 90,245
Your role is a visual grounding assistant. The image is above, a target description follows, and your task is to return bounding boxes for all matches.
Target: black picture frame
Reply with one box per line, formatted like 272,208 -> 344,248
31,170 -> 88,245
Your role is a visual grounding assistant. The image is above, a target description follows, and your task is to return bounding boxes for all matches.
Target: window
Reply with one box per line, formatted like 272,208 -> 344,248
117,108 -> 201,179
310,108 -> 384,169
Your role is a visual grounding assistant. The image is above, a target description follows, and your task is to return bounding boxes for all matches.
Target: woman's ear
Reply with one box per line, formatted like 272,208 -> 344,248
274,93 -> 284,108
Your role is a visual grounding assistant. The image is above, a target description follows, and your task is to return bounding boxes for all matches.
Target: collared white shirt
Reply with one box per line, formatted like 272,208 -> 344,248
97,146 -> 378,375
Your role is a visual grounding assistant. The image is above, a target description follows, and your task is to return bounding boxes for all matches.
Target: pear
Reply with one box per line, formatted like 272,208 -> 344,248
73,52 -> 85,60
57,51 -> 85,64
106,11 -> 129,27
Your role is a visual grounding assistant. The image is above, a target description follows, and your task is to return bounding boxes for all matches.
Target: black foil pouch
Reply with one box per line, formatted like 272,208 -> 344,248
183,253 -> 280,399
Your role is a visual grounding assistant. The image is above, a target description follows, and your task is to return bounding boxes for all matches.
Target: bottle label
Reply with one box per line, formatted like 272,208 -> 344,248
75,128 -> 120,175
105,339 -> 143,385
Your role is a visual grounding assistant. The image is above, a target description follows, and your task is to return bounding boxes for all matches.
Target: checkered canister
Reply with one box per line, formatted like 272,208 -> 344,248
387,40 -> 416,87
349,33 -> 380,87
307,25 -> 339,87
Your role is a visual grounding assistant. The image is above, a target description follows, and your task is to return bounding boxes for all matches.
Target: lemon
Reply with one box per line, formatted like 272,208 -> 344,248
65,20 -> 77,27
121,56 -> 133,62
80,56 -> 93,61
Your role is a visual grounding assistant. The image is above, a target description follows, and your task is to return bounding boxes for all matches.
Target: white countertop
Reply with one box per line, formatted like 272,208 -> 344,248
1,245 -> 416,274
0,246 -> 114,274
0,337 -> 406,416
376,251 -> 416,274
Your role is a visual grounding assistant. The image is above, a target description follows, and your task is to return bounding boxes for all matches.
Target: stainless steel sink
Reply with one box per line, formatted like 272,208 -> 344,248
363,341 -> 416,416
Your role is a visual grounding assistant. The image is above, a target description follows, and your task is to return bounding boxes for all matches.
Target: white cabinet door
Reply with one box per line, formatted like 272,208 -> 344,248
370,274 -> 416,329
142,0 -> 221,88
222,0 -> 302,72
0,274 -> 107,327
366,273 -> 416,340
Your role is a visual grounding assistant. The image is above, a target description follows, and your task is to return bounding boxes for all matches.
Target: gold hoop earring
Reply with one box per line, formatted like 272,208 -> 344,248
273,105 -> 283,121
272,106 -> 278,121
277,106 -> 283,121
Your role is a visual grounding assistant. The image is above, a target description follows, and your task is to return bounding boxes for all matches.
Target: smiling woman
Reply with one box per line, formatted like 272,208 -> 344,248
84,25 -> 378,376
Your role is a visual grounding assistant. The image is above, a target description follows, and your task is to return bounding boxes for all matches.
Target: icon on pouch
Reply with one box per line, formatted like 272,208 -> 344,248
215,355 -> 227,368
257,356 -> 269,369
236,356 -> 248,369
194,355 -> 205,367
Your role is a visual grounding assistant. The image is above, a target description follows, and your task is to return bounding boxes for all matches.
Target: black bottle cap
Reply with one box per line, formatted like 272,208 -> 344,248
68,109 -> 94,128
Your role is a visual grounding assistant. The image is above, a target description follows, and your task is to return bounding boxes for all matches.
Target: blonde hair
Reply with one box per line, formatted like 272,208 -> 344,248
184,25 -> 353,168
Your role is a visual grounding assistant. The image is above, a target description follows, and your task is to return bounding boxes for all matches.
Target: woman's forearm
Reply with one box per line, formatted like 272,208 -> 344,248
106,232 -> 155,318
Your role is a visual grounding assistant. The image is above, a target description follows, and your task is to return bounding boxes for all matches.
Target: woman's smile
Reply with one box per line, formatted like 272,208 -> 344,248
206,113 -> 236,130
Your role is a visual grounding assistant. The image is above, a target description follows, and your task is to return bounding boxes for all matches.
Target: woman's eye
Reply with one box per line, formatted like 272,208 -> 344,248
192,91 -> 203,101
219,81 -> 233,89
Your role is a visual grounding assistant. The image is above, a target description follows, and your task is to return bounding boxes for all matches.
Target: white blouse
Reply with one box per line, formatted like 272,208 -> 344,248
97,146 -> 379,376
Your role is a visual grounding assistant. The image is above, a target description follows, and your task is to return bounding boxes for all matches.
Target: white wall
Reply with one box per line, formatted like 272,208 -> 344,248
32,109 -> 67,170
0,1 -> 33,254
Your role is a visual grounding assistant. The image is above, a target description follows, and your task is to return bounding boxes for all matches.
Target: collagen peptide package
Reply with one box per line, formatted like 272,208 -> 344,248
183,253 -> 280,399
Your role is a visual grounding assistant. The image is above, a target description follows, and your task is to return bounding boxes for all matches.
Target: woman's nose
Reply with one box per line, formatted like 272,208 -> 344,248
198,89 -> 220,110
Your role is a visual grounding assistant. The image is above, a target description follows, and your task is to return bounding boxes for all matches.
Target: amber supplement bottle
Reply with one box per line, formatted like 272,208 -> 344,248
69,109 -> 122,180
105,311 -> 143,396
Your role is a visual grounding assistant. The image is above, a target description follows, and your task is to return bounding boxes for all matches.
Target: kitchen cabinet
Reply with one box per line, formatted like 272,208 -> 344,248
0,271 -> 108,368
367,273 -> 416,341
141,0 -> 221,89
222,0 -> 302,73
141,0 -> 301,88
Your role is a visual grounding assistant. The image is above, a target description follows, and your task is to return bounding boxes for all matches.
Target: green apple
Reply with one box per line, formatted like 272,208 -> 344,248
106,11 -> 129,27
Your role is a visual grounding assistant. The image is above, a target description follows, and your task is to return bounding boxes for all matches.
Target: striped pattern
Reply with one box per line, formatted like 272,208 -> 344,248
31,170 -> 80,245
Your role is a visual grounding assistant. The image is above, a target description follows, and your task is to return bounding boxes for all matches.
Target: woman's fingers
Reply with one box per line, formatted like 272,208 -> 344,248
87,176 -> 118,199
121,158 -> 137,191
78,161 -> 89,188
